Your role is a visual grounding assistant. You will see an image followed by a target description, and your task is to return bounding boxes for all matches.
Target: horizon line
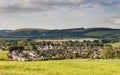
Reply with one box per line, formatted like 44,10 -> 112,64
0,27 -> 120,30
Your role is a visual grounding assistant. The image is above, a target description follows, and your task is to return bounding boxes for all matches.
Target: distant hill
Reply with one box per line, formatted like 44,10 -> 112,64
0,28 -> 120,38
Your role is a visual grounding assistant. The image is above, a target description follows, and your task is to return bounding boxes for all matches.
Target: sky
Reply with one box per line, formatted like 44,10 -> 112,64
0,0 -> 120,30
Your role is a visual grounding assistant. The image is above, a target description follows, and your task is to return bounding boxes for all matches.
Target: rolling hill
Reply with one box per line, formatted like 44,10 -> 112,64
0,28 -> 120,38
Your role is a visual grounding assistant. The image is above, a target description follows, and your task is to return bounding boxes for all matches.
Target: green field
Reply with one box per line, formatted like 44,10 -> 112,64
85,30 -> 120,37
0,51 -> 9,61
0,60 -> 120,75
111,42 -> 120,47
0,51 -> 120,75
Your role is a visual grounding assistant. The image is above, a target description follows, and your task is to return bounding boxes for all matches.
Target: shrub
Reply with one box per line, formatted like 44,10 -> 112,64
101,46 -> 114,59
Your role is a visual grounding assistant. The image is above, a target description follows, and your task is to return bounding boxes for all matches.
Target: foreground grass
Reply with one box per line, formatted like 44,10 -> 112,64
0,51 -> 120,75
0,51 -> 9,61
0,59 -> 120,75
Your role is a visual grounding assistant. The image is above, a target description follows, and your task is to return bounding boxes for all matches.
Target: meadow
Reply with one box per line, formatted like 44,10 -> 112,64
0,51 -> 9,61
111,42 -> 120,47
0,59 -> 120,75
0,51 -> 120,75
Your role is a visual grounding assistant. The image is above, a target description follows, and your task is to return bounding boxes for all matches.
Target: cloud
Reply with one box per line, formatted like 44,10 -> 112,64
0,0 -> 82,14
81,0 -> 120,7
109,18 -> 120,25
0,0 -> 119,14
101,18 -> 120,25
0,0 -> 120,29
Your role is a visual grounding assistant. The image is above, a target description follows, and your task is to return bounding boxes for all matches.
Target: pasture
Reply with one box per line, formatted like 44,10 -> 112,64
35,38 -> 98,42
0,51 -> 120,75
0,51 -> 9,61
111,42 -> 120,47
0,59 -> 120,75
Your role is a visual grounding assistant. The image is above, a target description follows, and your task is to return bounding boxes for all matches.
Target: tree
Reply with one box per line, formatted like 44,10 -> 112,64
72,52 -> 79,59
101,46 -> 114,59
66,53 -> 72,59
27,43 -> 37,50
114,49 -> 120,59
9,46 -> 24,52
93,40 -> 99,43
17,41 -> 24,46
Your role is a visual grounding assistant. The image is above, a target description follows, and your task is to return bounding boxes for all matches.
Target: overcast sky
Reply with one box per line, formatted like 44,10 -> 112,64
0,0 -> 120,30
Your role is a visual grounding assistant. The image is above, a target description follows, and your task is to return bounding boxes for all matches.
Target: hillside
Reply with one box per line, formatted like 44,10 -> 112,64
0,28 -> 120,38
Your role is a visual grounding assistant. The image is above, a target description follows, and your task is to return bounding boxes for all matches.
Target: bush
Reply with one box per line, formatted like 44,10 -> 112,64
66,53 -> 72,59
72,53 -> 79,59
101,46 -> 114,59
9,46 -> 24,52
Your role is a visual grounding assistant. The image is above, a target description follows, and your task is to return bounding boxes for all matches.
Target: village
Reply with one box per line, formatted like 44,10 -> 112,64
0,39 -> 118,61
8,45 -> 104,61
6,40 -> 106,61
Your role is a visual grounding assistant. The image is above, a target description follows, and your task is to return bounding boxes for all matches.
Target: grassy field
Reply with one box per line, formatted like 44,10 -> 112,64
0,60 -> 120,75
85,30 -> 120,37
0,51 -> 9,61
111,42 -> 120,47
35,38 -> 98,42
0,51 -> 120,75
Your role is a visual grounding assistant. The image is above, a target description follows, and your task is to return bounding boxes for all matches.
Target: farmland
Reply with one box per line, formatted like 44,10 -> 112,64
0,51 -> 120,75
111,42 -> 120,47
0,51 -> 9,61
0,28 -> 120,38
0,59 -> 120,75
0,38 -> 120,75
